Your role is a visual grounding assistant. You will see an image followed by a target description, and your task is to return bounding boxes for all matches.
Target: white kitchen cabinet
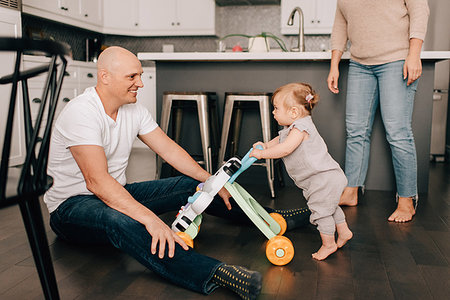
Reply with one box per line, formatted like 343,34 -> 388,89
22,0 -> 103,31
281,0 -> 337,35
138,0 -> 215,36
22,56 -> 97,132
0,6 -> 24,167
103,0 -> 139,34
79,0 -> 103,26
134,66 -> 157,148
22,0 -> 60,15
128,66 -> 157,182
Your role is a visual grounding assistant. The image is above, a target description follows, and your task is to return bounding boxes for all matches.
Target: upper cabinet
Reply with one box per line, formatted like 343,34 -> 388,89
104,0 -> 216,36
23,0 -> 215,37
22,0 -> 104,31
281,0 -> 337,35
137,0 -> 215,36
79,0 -> 103,26
103,0 -> 139,34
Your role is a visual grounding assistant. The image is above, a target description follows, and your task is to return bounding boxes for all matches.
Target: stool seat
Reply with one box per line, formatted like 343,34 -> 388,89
158,91 -> 220,177
218,92 -> 282,198
225,92 -> 273,96
164,91 -> 215,95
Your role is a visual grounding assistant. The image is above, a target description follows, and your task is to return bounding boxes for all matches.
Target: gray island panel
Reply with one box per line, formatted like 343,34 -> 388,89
153,60 -> 435,193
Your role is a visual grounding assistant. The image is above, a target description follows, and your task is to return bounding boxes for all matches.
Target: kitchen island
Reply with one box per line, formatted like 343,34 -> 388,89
138,51 -> 450,193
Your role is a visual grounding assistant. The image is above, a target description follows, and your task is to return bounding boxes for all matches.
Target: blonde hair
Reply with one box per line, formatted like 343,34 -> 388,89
272,82 -> 320,114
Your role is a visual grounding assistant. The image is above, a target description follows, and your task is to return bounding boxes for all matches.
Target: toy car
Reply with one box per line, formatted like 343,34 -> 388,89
171,146 -> 294,266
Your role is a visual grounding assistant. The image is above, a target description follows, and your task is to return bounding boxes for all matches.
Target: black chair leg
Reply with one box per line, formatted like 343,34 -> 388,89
18,196 -> 60,300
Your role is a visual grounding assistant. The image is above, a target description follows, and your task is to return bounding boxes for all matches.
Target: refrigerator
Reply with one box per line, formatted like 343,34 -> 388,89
430,60 -> 449,161
424,0 -> 450,161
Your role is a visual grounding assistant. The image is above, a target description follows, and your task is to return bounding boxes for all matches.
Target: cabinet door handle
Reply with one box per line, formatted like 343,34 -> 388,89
60,7 -> 68,11
311,20 -> 315,23
32,98 -> 41,103
171,22 -> 175,26
135,23 -> 139,26
64,71 -> 70,77
317,20 -> 320,23
177,22 -> 180,26
87,73 -> 94,78
62,97 -> 70,103
84,14 -> 88,17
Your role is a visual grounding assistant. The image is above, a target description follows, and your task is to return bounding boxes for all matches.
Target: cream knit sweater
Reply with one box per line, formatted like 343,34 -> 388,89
331,0 -> 429,65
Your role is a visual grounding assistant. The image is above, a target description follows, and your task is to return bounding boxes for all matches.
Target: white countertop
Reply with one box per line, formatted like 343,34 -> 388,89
138,51 -> 450,62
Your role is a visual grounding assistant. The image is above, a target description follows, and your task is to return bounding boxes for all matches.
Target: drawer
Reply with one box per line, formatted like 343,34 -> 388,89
22,60 -> 78,85
27,84 -> 77,122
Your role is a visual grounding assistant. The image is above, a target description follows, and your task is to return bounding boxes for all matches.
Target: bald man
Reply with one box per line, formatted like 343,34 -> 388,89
44,46 -> 309,299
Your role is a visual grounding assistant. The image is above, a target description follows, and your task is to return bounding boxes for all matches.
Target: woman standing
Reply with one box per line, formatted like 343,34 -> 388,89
327,0 -> 429,222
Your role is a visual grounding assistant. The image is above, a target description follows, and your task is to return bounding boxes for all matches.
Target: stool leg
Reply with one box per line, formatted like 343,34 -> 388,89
231,107 -> 243,157
209,99 -> 220,168
218,98 -> 234,169
260,98 -> 276,198
173,106 -> 183,144
19,197 -> 60,300
157,95 -> 173,179
197,95 -> 212,173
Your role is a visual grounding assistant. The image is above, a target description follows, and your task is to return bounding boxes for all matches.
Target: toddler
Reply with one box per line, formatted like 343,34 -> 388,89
250,82 -> 352,260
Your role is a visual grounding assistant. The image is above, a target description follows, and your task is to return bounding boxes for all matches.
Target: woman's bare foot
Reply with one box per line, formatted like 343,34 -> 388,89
336,222 -> 353,248
339,187 -> 358,206
312,233 -> 338,261
388,197 -> 416,223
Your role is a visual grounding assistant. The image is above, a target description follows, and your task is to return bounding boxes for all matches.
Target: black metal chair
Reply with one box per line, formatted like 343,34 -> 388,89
0,37 -> 71,300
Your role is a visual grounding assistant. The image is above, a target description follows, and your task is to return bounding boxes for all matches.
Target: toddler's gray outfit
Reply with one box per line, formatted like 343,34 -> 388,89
279,116 -> 347,235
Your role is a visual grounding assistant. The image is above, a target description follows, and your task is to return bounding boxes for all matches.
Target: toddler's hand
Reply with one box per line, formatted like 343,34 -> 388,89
253,141 -> 266,149
250,148 -> 263,159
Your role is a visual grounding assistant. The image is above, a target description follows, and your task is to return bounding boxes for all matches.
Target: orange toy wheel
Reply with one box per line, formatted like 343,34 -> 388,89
176,232 -> 194,248
265,236 -> 294,266
269,213 -> 287,236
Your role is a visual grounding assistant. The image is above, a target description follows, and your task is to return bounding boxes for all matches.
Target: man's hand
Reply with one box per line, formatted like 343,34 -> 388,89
218,187 -> 232,210
143,214 -> 189,259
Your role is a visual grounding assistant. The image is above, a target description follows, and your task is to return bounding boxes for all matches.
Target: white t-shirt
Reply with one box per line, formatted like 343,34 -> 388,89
44,87 -> 158,213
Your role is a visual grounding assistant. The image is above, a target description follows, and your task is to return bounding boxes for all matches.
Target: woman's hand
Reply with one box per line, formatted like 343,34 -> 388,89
328,50 -> 343,94
403,54 -> 422,86
404,38 -> 424,86
327,66 -> 340,94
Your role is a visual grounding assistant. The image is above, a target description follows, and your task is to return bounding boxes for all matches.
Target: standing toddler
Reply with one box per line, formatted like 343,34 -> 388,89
250,82 -> 352,260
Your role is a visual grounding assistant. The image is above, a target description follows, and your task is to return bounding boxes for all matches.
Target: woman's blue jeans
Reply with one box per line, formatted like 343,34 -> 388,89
345,60 -> 419,198
49,176 -> 235,295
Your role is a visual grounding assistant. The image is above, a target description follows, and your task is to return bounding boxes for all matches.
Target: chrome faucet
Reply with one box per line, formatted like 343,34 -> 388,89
287,7 -> 305,52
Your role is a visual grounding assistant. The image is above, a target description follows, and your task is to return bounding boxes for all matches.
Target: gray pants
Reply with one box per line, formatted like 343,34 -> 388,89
304,172 -> 347,235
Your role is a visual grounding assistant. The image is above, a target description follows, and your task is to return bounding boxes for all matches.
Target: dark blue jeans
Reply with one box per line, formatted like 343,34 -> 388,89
49,176 -> 270,294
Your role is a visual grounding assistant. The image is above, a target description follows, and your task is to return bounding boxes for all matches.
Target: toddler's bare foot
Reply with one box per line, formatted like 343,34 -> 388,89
312,244 -> 338,260
336,222 -> 353,248
339,187 -> 358,206
312,233 -> 337,261
388,197 -> 415,223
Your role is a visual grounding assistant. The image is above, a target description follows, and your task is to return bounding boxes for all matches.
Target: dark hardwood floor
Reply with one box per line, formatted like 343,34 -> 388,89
0,162 -> 448,300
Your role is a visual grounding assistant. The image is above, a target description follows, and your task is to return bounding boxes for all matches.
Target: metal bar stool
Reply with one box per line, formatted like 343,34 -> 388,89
218,92 -> 282,198
158,91 -> 220,177
0,37 -> 71,300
